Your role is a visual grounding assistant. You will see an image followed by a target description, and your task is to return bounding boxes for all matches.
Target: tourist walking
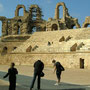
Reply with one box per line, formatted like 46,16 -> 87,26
30,60 -> 44,90
52,60 -> 65,85
3,62 -> 18,90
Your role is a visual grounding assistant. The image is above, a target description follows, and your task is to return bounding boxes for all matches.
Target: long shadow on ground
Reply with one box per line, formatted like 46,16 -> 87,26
0,71 -> 90,90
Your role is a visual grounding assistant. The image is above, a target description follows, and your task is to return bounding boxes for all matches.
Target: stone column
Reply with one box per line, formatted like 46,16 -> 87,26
54,8 -> 59,19
2,21 -> 8,36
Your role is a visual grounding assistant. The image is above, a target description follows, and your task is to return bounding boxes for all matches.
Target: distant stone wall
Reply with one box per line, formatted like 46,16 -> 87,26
2,52 -> 90,69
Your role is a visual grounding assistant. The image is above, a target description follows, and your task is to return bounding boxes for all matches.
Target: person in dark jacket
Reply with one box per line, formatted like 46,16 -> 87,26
30,60 -> 44,90
52,60 -> 65,85
3,62 -> 18,90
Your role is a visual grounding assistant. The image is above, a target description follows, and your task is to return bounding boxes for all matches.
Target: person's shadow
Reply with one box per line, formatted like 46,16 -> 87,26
0,71 -> 89,90
35,89 -> 86,90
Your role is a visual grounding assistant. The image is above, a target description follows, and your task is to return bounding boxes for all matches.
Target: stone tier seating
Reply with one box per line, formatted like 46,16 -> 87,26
12,28 -> 90,53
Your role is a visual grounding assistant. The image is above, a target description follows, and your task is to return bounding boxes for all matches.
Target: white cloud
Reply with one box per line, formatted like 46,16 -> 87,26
0,3 -> 4,12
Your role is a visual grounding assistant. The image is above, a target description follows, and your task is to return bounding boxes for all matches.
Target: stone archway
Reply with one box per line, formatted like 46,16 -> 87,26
82,16 -> 90,28
71,24 -> 76,29
83,23 -> 90,28
15,5 -> 26,17
54,2 -> 66,19
52,24 -> 58,31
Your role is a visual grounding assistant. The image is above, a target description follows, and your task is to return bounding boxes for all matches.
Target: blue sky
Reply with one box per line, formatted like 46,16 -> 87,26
0,0 -> 90,36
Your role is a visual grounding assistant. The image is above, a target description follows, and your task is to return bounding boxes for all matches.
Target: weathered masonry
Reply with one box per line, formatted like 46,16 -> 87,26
0,2 -> 90,69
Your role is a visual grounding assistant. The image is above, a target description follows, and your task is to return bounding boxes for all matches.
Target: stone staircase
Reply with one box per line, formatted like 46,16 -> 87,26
12,28 -> 90,53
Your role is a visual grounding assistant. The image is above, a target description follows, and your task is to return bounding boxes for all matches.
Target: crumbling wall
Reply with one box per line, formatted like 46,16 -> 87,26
15,5 -> 27,17
82,16 -> 90,28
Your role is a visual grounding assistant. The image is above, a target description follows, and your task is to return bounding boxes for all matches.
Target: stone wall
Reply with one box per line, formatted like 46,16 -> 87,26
1,52 -> 90,69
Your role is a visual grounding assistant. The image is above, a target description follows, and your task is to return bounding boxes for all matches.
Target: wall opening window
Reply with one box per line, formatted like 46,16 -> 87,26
71,25 -> 76,29
87,24 -> 90,28
13,47 -> 17,50
18,8 -> 24,16
18,26 -> 20,34
84,23 -> 90,28
80,58 -> 84,69
72,25 -> 76,29
52,24 -> 58,31
31,26 -> 37,34
0,21 -> 2,36
59,6 -> 63,19
31,8 -> 37,20
37,26 -> 41,31
73,26 -> 76,29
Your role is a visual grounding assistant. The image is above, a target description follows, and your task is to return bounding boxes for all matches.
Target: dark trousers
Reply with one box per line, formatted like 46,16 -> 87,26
56,71 -> 61,80
30,72 -> 41,89
9,81 -> 16,90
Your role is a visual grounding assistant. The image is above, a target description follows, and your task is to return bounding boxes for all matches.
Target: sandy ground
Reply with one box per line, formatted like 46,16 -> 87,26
0,65 -> 90,90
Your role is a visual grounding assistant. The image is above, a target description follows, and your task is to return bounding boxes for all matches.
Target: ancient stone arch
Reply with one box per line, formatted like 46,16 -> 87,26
82,17 -> 90,28
52,24 -> 58,31
83,23 -> 90,27
15,5 -> 26,17
29,5 -> 42,20
54,2 -> 66,20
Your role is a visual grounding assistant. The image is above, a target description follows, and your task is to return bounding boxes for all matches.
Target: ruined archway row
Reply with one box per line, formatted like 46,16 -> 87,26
0,2 -> 89,36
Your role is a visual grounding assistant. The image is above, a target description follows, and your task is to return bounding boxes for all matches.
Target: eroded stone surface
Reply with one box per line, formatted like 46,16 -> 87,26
0,2 -> 90,69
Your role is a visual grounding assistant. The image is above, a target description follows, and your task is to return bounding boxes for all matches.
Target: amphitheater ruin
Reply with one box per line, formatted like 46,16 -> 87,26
0,2 -> 90,69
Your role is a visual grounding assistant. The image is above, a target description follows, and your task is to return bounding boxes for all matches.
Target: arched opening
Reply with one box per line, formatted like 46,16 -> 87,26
71,25 -> 76,29
84,23 -> 90,28
31,26 -> 37,34
13,47 -> 17,50
59,6 -> 63,19
1,47 -> 8,55
44,27 -> 46,31
0,21 -> 2,36
47,41 -> 51,46
73,26 -> 76,29
80,58 -> 84,69
18,26 -> 20,34
18,8 -> 24,16
18,19 -> 22,22
52,24 -> 58,31
87,24 -> 90,28
37,26 -> 41,31
31,8 -> 37,20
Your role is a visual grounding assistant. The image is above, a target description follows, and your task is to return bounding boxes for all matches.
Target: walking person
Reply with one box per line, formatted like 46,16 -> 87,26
30,60 -> 44,90
3,62 -> 18,90
52,60 -> 65,85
